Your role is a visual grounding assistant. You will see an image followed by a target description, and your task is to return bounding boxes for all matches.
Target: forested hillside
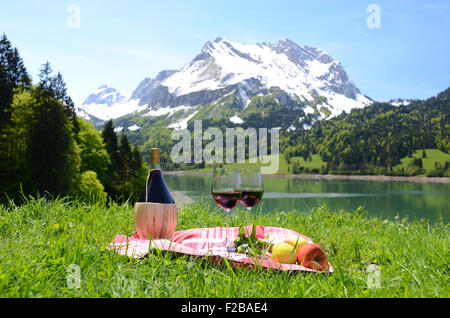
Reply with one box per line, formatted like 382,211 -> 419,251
0,34 -> 147,203
281,88 -> 450,176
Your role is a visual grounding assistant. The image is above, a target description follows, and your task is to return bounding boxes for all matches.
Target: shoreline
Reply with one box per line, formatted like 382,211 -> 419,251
165,170 -> 450,183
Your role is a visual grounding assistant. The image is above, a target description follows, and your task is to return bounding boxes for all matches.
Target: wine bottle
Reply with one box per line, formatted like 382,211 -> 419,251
145,148 -> 175,204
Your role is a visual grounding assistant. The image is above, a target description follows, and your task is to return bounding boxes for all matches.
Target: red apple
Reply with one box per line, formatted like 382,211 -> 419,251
297,243 -> 329,271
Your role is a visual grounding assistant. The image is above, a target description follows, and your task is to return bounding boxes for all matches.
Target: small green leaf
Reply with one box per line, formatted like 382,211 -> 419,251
239,225 -> 245,237
250,223 -> 257,241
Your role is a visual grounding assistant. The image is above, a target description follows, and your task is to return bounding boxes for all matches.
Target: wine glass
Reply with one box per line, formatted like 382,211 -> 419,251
211,166 -> 242,253
238,168 -> 264,226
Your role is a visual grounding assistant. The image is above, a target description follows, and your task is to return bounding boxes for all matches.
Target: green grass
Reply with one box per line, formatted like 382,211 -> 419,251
0,197 -> 448,298
395,149 -> 450,175
290,154 -> 326,171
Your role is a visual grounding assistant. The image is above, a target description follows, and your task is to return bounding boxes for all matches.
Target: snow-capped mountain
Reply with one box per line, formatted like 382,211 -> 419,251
76,85 -> 146,121
84,85 -> 129,106
77,37 -> 372,128
159,37 -> 371,116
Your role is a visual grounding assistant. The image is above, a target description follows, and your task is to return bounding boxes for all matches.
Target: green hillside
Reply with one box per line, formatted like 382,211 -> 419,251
288,154 -> 326,174
394,149 -> 450,176
281,88 -> 450,176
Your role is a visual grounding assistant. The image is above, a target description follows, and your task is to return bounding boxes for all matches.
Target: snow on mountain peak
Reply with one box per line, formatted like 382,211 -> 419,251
83,85 -> 130,106
77,85 -> 145,121
78,37 -> 372,123
161,37 -> 371,114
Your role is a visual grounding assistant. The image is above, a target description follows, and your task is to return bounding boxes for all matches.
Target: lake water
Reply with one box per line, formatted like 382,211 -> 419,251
165,174 -> 450,223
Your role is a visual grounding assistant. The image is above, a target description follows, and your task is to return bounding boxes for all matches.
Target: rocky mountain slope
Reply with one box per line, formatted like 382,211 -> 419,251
77,37 -> 372,132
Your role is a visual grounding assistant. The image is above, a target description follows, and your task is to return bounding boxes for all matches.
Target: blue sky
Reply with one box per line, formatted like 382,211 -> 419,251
1,0 -> 449,105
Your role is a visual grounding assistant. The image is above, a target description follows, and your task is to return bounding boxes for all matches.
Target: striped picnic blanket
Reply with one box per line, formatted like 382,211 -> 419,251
109,225 -> 333,273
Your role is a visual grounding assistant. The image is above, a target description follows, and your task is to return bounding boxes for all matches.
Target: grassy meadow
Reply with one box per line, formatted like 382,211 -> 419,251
0,196 -> 448,298
289,154 -> 326,171
394,149 -> 450,176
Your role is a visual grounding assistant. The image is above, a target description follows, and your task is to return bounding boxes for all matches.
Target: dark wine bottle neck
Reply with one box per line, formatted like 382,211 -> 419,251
151,148 -> 160,170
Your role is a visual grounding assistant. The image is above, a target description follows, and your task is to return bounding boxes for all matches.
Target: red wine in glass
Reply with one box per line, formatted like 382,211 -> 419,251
212,191 -> 242,210
211,167 -> 242,253
240,190 -> 264,209
238,168 -> 264,226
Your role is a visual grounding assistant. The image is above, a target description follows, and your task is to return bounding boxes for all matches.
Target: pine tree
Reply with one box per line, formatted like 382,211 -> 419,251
27,85 -> 80,195
417,158 -> 423,169
51,71 -> 79,133
37,61 -> 53,97
0,34 -> 32,159
101,120 -> 120,166
0,34 -> 31,105
130,145 -> 148,201
100,122 -> 148,202
36,62 -> 78,132
118,134 -> 132,199
130,146 -> 141,179
101,120 -> 121,199
413,158 -> 423,169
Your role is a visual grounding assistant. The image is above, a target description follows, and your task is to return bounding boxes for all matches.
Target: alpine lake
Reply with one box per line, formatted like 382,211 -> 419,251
165,173 -> 450,224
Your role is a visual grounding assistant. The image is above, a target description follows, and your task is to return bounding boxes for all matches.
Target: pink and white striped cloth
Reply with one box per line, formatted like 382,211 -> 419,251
109,225 -> 333,273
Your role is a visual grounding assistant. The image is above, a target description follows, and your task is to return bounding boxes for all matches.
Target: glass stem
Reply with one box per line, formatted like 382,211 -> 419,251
226,210 -> 230,241
225,210 -> 233,252
246,208 -> 251,226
